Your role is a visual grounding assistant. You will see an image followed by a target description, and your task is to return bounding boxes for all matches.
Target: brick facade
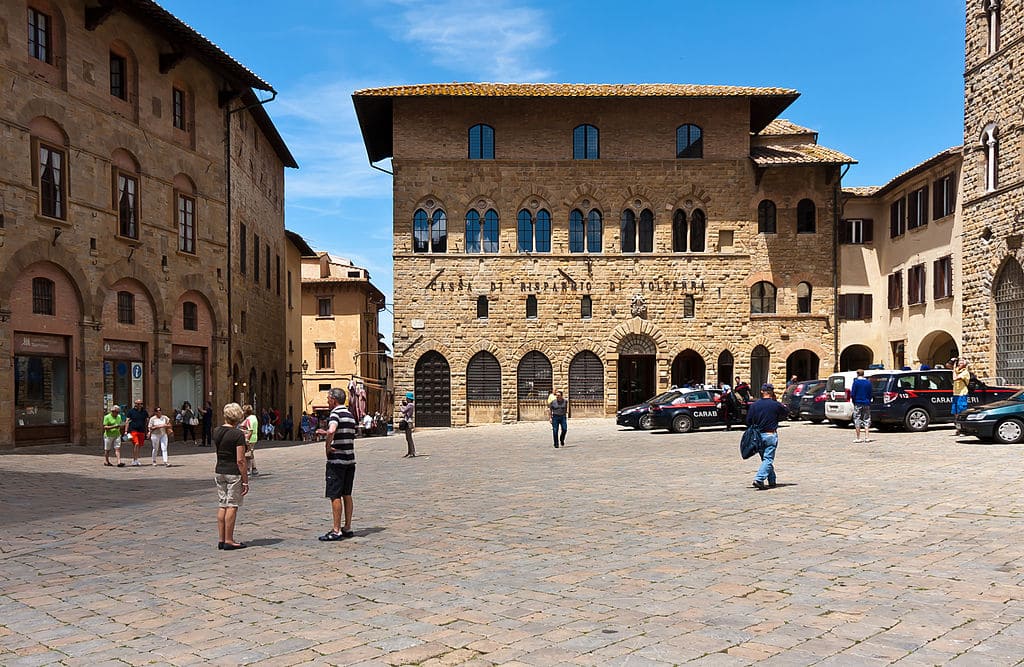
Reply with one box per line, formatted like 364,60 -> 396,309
355,86 -> 850,426
0,0 -> 295,447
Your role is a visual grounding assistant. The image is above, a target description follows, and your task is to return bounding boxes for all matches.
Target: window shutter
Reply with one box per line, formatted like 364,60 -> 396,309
862,295 -> 873,319
922,185 -> 929,223
839,220 -> 850,244
863,218 -> 874,243
932,181 -> 942,220
837,294 -> 847,320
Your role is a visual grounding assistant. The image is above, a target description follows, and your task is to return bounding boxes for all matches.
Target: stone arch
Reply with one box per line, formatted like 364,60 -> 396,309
666,340 -> 713,368
0,241 -> 93,314
780,339 -> 829,363
513,187 -> 556,215
95,263 -> 167,327
744,270 -> 782,288
173,172 -> 196,194
111,147 -> 141,173
101,276 -> 157,332
454,190 -> 500,213
19,98 -> 70,130
606,318 -> 669,355
28,115 -> 68,146
917,330 -> 958,368
411,193 -> 447,218
457,338 -> 508,371
563,182 -> 612,210
175,273 -> 226,334
839,344 -> 874,371
667,182 -> 714,213
617,185 -> 656,214
510,339 -> 559,367
560,339 -> 603,377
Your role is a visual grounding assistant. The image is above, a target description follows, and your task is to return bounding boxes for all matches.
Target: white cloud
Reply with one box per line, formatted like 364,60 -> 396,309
389,0 -> 553,81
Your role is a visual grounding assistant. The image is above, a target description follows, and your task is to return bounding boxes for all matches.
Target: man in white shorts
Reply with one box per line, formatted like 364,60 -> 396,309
102,404 -> 125,467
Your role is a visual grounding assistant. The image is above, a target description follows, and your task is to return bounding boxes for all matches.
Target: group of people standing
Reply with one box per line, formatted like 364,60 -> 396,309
102,400 -> 215,467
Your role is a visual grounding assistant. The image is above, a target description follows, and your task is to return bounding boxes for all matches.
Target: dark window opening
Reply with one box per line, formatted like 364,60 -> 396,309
32,277 -> 55,315
573,124 -> 599,159
526,294 -> 538,319
468,124 -> 494,159
116,291 -> 134,324
676,124 -> 703,158
28,8 -> 51,63
757,200 -> 776,234
797,199 -> 816,234
109,52 -> 127,99
183,301 -> 198,330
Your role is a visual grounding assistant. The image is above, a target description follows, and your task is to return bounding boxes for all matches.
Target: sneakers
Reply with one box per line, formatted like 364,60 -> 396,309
853,438 -> 863,443
318,531 -> 344,542
131,460 -> 141,467
752,479 -> 768,490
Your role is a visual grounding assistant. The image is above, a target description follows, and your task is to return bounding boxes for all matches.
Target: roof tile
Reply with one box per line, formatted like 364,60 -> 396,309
353,82 -> 798,98
751,143 -> 856,166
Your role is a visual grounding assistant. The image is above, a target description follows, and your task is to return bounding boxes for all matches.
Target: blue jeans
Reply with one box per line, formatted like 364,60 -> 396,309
755,432 -> 778,484
551,415 -> 567,444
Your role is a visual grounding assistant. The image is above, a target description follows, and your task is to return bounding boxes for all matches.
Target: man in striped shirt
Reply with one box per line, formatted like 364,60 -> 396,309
317,388 -> 357,541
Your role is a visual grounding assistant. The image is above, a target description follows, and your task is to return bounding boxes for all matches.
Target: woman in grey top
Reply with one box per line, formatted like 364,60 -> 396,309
400,392 -> 416,458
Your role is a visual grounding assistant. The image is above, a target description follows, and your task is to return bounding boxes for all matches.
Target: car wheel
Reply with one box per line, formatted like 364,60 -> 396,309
809,418 -> 823,424
672,414 -> 694,433
638,414 -> 654,431
904,407 -> 931,432
994,418 -> 1024,444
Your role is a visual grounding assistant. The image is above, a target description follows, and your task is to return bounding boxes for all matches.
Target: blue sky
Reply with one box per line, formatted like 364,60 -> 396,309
161,0 -> 967,346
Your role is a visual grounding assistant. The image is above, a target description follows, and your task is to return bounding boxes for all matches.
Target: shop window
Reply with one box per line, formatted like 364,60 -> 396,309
757,199 -> 776,234
676,124 -> 703,158
797,282 -> 811,314
177,193 -> 195,253
32,277 -> 55,315
468,124 -> 494,159
797,199 -> 816,233
581,294 -> 592,319
573,124 -> 599,159
526,294 -> 538,319
38,143 -> 66,220
751,281 -> 776,314
318,297 -> 332,317
183,301 -> 198,330
116,291 -> 135,324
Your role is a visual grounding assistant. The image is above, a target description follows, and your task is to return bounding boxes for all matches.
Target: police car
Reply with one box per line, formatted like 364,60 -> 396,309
648,389 -> 729,433
868,369 -> 1015,432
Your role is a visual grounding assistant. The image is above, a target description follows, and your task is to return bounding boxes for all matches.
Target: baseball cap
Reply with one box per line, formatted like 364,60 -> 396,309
761,383 -> 774,392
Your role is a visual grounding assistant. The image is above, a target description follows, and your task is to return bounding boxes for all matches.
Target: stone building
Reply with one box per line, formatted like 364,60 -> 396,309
297,252 -> 387,419
839,148 -> 963,370
354,83 -> 854,425
961,0 -> 1024,384
0,0 -> 296,447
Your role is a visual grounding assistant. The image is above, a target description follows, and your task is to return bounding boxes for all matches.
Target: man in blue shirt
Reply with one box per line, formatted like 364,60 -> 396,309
746,384 -> 789,490
850,369 -> 873,443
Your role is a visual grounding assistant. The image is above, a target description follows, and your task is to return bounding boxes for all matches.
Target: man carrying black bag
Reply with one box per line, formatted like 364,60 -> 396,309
745,384 -> 789,490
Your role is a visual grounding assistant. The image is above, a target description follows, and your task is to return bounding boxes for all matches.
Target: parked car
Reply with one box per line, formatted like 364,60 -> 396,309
869,369 -> 1016,432
649,389 -> 732,433
616,389 -> 687,430
781,380 -> 824,420
955,390 -> 1024,443
797,380 -> 828,423
824,370 -> 886,425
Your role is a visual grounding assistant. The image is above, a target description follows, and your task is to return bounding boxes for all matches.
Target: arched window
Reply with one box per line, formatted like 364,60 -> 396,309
573,124 -> 599,159
982,124 -> 998,192
751,281 -> 777,314
638,209 -> 654,252
517,209 -> 533,252
672,210 -> 688,252
569,209 -> 585,253
413,209 -> 429,252
183,301 -> 198,330
112,148 -> 140,240
750,345 -> 771,388
174,173 -> 196,254
465,210 -> 481,253
33,116 -> 68,221
116,291 -> 135,324
482,209 -> 499,252
476,295 -> 488,319
430,209 -> 448,252
986,0 -> 1000,55
717,349 -> 734,386
797,282 -> 812,314
468,124 -> 494,159
526,294 -> 538,319
690,209 -> 706,252
683,294 -> 695,319
757,200 -> 776,234
620,210 -> 636,253
797,199 -> 816,234
535,209 -> 551,253
587,210 -> 602,252
32,277 -> 55,315
676,124 -> 703,158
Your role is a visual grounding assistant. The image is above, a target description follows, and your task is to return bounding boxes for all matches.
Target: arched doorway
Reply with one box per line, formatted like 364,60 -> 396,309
839,345 -> 873,371
995,259 -> 1024,384
750,345 -> 771,388
414,351 -> 451,427
671,350 -> 706,387
517,351 -> 552,421
917,331 -> 958,368
569,351 -> 604,417
717,350 -> 734,387
617,334 -> 657,408
786,350 -> 820,381
466,351 -> 501,424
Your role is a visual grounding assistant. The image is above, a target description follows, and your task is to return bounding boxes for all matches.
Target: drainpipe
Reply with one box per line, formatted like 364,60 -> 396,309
224,90 -> 277,392
833,164 -> 851,372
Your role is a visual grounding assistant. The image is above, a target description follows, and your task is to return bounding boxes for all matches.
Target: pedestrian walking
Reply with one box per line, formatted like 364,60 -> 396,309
201,402 -> 214,446
300,411 -> 314,442
148,406 -> 172,466
549,389 -> 568,447
124,399 -> 148,466
399,392 -> 416,457
746,384 -> 789,490
851,369 -> 873,443
213,402 -> 249,550
239,405 -> 259,476
181,401 -> 197,445
102,404 -> 125,467
317,388 -> 357,541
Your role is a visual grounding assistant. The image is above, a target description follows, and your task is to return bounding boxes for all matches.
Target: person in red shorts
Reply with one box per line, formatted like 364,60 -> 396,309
124,399 -> 149,466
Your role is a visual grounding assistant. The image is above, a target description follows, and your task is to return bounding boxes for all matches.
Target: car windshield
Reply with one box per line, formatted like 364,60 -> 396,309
1009,389 -> 1024,402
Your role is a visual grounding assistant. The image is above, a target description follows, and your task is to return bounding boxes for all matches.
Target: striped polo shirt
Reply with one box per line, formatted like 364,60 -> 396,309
326,405 -> 357,465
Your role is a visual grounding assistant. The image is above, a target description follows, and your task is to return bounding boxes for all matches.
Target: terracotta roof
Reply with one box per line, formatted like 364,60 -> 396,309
843,186 -> 881,197
871,146 -> 962,197
285,230 -> 316,256
353,82 -> 800,163
750,143 -> 856,166
757,119 -> 817,136
353,82 -> 798,98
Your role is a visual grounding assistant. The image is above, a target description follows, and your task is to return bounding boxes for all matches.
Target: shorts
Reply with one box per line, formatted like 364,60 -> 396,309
325,464 -> 355,499
853,404 -> 871,429
952,394 -> 969,415
103,435 -> 121,451
245,441 -> 256,458
130,430 -> 146,446
216,474 -> 244,508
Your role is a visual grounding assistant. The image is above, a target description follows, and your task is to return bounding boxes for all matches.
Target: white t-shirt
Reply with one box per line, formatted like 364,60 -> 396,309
148,415 -> 171,436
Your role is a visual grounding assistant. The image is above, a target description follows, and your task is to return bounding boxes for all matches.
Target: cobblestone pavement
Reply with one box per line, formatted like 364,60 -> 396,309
2,419 -> 1024,666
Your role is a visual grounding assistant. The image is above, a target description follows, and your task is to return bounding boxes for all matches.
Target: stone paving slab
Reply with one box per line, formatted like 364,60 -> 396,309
2,420 -> 1024,664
